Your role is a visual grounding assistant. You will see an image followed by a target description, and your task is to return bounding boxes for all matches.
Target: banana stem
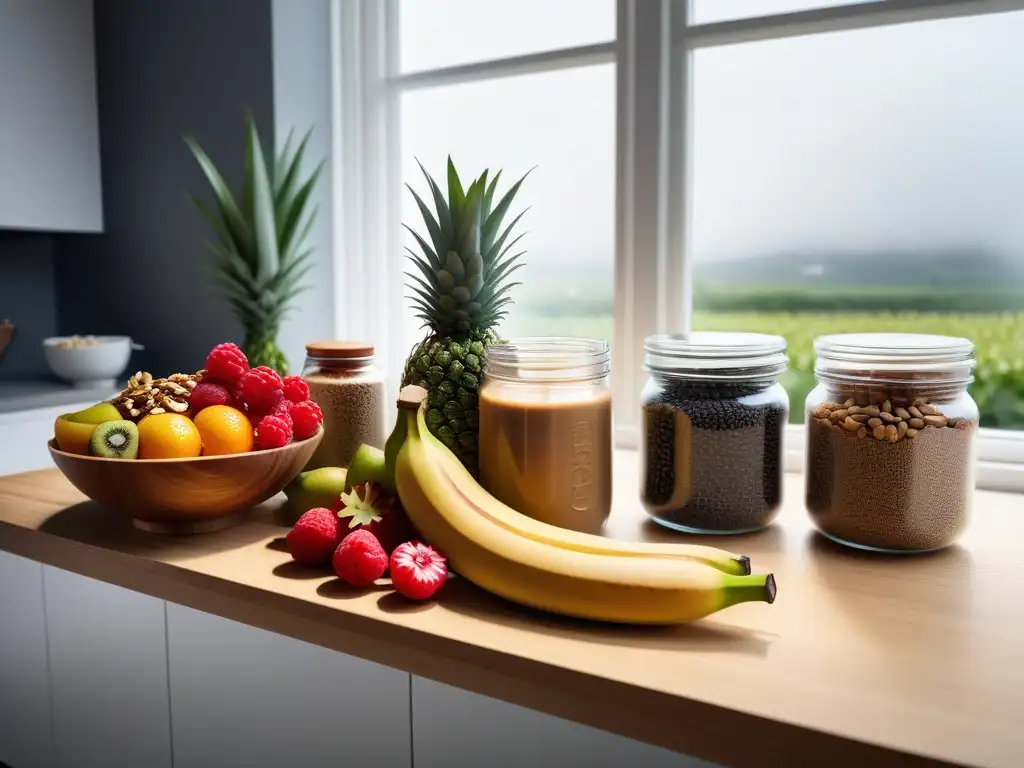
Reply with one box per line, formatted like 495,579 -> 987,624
721,573 -> 777,609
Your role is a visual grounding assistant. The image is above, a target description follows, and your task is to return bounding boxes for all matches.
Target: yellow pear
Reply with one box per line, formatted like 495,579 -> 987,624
54,402 -> 122,455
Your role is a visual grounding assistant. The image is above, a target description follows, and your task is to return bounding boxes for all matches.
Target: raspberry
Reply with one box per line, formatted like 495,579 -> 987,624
390,541 -> 447,600
282,375 -> 310,403
205,343 -> 249,385
290,400 -> 323,440
270,398 -> 293,427
286,507 -> 344,566
333,530 -> 388,587
188,380 -> 233,415
235,366 -> 284,415
254,414 -> 292,450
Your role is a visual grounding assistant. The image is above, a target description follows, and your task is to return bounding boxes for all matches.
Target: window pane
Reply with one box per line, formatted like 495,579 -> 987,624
690,13 -> 1024,429
690,0 -> 878,26
399,0 -> 615,73
400,64 -> 615,355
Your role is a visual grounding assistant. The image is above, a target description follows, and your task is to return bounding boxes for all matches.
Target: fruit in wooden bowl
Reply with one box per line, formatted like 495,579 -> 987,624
48,426 -> 323,533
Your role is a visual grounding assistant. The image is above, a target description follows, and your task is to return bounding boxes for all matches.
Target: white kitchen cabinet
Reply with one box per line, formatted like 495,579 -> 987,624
43,567 -> 172,768
0,551 -> 53,768
0,0 -> 103,232
166,604 -> 411,768
0,402 -> 99,476
412,677 -> 716,768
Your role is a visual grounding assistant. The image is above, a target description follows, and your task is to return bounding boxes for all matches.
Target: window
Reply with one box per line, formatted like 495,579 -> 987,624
690,11 -> 1024,431
333,0 -> 1024,489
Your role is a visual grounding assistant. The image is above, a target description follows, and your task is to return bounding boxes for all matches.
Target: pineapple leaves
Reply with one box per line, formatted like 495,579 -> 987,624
402,225 -> 442,274
184,136 -> 252,261
447,156 -> 465,220
416,159 -> 453,244
481,168 -> 534,254
278,159 -> 324,259
481,170 -> 501,222
406,188 -> 445,265
275,128 -> 314,222
245,116 -> 282,285
484,210 -> 529,268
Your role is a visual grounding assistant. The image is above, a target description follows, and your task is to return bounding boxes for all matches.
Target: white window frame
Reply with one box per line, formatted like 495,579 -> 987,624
331,0 -> 1024,492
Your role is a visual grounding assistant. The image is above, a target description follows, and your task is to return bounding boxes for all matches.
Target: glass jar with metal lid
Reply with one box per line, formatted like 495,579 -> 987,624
640,332 -> 789,534
805,333 -> 978,553
479,337 -> 612,534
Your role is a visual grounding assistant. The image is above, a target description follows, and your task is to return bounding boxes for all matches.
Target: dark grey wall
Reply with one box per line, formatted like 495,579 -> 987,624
0,233 -> 57,379
56,0 -> 275,376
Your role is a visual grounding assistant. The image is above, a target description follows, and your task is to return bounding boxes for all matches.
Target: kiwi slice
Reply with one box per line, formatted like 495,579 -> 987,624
90,420 -> 140,459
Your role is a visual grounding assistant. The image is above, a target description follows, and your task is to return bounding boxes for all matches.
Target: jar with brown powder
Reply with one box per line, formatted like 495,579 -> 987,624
805,333 -> 978,553
302,342 -> 386,469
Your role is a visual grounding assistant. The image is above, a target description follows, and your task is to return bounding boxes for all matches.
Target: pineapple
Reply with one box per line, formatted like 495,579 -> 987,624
185,114 -> 323,375
401,157 -> 531,474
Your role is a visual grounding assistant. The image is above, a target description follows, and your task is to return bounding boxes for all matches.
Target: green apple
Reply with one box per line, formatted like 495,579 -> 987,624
283,466 -> 348,521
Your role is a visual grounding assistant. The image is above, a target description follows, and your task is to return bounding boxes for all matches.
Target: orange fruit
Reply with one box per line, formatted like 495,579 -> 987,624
193,405 -> 254,456
137,413 -> 202,459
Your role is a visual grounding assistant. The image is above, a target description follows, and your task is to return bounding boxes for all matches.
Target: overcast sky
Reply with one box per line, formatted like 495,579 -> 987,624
397,0 -> 1024,343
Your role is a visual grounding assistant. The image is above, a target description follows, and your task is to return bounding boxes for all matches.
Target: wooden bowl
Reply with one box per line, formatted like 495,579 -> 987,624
47,427 -> 323,534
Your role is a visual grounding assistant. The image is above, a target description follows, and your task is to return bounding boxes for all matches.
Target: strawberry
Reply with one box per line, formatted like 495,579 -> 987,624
390,541 -> 447,601
335,483 -> 414,557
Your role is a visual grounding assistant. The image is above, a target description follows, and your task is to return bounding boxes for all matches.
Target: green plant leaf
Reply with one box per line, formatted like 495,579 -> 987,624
246,118 -> 281,285
275,128 -> 313,220
482,170 -> 502,221
447,156 -> 465,219
184,135 -> 252,259
407,185 -> 444,259
278,160 -> 323,257
403,224 -> 442,273
481,168 -> 533,254
188,195 -> 234,251
243,112 -> 255,228
483,210 -> 529,267
416,159 -> 453,245
486,254 -> 526,289
274,128 -> 296,183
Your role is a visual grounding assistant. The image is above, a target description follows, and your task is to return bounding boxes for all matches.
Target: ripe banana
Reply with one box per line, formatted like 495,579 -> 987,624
383,386 -> 751,575
394,386 -> 776,624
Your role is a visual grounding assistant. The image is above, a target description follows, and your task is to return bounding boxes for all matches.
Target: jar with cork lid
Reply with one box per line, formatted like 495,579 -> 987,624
302,341 -> 386,470
479,338 -> 613,535
805,333 -> 978,553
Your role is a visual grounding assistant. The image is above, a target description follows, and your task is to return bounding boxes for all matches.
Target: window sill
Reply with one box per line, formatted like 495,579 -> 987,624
615,424 -> 1024,494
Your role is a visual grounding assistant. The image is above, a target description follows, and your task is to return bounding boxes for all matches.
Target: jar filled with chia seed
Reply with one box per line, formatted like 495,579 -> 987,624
640,332 -> 789,534
806,333 -> 978,553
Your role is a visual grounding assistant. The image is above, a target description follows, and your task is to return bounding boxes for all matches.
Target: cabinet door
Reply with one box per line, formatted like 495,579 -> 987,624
0,551 -> 53,768
43,567 -> 171,768
412,677 -> 717,768
0,0 -> 102,232
166,604 -> 411,768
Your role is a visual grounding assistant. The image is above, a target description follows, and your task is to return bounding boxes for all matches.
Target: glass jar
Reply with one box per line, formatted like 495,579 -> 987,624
640,332 -> 789,534
805,333 -> 978,553
479,338 -> 612,534
302,341 -> 386,470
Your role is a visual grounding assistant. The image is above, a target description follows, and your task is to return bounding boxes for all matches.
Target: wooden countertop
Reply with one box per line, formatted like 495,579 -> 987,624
0,459 -> 1020,768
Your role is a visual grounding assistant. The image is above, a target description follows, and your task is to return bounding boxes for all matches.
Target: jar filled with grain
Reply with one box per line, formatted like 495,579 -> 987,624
302,341 -> 386,470
640,332 -> 789,534
805,333 -> 978,553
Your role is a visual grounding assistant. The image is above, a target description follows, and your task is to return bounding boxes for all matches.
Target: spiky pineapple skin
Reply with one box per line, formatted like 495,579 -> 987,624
401,328 -> 499,475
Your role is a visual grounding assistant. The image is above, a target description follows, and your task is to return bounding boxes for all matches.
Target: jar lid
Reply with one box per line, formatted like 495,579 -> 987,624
814,333 -> 975,381
644,332 -> 788,377
485,337 -> 610,382
305,341 -> 374,359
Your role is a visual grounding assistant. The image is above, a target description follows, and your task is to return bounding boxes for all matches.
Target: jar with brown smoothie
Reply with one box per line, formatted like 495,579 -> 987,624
641,332 -> 789,534
479,338 -> 612,535
805,333 -> 978,553
302,342 -> 386,469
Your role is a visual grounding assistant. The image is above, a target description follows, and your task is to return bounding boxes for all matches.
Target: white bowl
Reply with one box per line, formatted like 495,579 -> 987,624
43,336 -> 139,388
